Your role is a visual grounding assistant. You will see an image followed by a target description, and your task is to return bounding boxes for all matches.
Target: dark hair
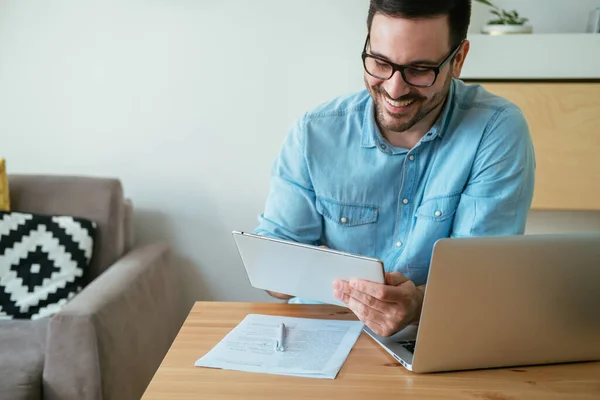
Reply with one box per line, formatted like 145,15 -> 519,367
366,0 -> 472,48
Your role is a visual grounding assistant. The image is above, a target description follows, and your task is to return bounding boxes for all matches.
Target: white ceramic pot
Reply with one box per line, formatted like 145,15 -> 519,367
481,24 -> 533,35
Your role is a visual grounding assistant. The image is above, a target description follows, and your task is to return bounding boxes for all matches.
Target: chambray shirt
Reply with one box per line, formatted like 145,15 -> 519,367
254,78 -> 535,304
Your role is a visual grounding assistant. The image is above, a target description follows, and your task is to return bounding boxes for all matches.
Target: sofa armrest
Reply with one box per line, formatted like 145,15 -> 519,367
43,242 -> 187,400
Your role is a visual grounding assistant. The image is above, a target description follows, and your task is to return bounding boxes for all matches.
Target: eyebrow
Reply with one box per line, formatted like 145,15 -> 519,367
369,49 -> 439,67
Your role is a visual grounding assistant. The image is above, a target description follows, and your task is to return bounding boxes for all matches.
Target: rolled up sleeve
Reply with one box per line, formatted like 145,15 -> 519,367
253,116 -> 323,244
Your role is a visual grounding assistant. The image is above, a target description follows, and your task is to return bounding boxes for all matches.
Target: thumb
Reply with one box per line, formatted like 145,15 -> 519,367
385,272 -> 410,286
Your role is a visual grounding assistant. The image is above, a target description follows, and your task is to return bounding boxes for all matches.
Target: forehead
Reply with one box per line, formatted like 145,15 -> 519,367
369,13 -> 451,64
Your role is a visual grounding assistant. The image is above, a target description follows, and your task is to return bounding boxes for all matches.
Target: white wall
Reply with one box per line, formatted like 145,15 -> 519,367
1,1 -> 599,306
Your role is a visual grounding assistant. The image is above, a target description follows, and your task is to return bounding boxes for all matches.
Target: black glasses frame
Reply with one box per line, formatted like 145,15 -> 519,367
361,35 -> 464,88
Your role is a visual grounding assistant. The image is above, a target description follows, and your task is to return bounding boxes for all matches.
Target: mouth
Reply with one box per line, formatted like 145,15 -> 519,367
383,96 -> 417,114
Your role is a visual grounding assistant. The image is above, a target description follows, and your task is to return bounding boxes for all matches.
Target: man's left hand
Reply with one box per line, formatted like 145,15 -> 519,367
333,272 -> 424,337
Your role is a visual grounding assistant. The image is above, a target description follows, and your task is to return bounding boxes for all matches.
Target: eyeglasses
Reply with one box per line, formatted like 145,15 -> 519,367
361,35 -> 463,88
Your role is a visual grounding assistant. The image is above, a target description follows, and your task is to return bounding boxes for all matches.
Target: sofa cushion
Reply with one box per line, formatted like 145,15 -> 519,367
0,319 -> 48,400
0,211 -> 97,319
8,175 -> 126,282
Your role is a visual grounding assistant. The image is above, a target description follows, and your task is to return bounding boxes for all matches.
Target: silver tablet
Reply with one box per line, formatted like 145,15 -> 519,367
232,231 -> 385,306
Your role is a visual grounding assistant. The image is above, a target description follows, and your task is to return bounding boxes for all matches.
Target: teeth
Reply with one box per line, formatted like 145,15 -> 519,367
385,97 -> 415,107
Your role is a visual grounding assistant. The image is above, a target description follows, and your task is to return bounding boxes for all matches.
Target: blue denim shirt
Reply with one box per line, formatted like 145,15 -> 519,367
254,79 -> 535,303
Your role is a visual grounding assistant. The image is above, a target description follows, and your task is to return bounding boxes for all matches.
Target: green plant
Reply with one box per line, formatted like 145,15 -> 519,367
475,0 -> 529,25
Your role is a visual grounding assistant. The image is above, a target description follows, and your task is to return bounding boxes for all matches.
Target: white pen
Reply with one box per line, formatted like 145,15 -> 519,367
276,323 -> 285,352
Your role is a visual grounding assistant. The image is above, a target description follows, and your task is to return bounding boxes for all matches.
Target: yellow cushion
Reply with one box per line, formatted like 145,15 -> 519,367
0,158 -> 10,212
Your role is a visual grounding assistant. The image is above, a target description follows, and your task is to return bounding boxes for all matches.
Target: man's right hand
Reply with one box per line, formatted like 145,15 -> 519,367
266,290 -> 293,300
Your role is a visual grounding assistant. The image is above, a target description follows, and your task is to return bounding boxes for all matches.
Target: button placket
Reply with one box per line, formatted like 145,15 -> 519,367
393,152 -> 417,253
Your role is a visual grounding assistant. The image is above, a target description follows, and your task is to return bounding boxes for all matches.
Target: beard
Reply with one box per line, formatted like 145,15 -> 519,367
366,73 -> 452,134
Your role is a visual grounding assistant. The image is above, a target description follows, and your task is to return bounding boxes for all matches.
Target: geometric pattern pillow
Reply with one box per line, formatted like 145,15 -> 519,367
0,211 -> 96,320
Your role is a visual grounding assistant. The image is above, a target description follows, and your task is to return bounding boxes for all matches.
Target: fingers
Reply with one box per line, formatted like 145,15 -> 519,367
385,272 -> 410,286
333,277 -> 418,336
334,285 -> 385,316
334,284 -> 401,337
346,294 -> 385,321
360,316 -> 389,336
266,290 -> 293,300
334,282 -> 382,315
349,274 -> 416,304
334,285 -> 390,333
347,277 -> 407,303
336,281 -> 392,313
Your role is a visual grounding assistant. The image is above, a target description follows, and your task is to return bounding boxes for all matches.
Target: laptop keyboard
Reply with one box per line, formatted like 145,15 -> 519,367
397,340 -> 416,354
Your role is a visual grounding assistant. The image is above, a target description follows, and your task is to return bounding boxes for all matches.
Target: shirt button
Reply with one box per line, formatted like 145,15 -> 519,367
379,144 -> 387,150
402,198 -> 409,205
434,210 -> 442,217
396,241 -> 403,248
408,155 -> 415,161
340,217 -> 348,224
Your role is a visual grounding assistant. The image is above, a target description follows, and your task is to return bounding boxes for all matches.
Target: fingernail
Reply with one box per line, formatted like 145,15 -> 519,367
349,280 -> 357,288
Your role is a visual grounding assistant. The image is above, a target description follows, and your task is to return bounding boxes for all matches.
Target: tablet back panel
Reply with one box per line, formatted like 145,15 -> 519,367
232,231 -> 385,306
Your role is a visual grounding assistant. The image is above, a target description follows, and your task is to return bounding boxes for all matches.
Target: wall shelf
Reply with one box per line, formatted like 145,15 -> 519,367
462,33 -> 600,80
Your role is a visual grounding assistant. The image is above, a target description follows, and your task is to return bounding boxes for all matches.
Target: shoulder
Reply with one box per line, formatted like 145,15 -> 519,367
450,79 -> 529,138
303,90 -> 371,122
282,90 -> 372,156
283,90 -> 371,151
452,79 -> 517,112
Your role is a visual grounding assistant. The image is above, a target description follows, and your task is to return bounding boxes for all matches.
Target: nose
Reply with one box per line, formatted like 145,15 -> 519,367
383,70 -> 411,100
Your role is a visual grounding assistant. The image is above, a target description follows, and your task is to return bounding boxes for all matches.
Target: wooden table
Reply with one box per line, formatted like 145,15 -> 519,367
142,302 -> 600,400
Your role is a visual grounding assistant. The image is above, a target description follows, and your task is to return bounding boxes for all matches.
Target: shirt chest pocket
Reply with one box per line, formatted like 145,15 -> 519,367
317,197 -> 378,226
405,193 -> 461,275
415,193 -> 461,222
316,197 -> 379,253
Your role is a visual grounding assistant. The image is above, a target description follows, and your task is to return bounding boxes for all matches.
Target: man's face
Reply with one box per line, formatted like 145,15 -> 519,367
365,13 -> 467,134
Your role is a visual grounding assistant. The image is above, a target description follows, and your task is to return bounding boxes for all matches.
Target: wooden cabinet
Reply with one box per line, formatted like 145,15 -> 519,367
471,82 -> 600,211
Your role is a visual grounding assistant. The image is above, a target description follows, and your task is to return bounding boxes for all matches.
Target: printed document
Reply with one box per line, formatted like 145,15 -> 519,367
195,314 -> 364,379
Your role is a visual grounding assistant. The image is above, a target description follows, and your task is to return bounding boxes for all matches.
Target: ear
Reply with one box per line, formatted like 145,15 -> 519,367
451,40 -> 470,79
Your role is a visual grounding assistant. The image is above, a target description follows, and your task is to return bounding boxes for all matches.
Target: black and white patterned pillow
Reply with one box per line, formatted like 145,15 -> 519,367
0,211 -> 96,320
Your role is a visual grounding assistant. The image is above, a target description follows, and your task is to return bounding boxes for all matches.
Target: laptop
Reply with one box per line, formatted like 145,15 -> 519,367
364,232 -> 600,373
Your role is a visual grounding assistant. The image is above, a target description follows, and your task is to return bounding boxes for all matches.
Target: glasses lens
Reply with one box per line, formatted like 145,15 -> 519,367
364,56 -> 393,80
403,67 -> 436,87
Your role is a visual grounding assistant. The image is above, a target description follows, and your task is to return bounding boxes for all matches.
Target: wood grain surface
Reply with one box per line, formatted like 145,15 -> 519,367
474,82 -> 600,211
142,302 -> 600,400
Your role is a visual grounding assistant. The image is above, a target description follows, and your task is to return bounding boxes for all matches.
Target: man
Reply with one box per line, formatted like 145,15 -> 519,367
253,0 -> 535,337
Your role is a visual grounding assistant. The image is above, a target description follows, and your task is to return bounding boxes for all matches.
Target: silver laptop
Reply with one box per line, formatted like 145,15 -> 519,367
364,232 -> 600,373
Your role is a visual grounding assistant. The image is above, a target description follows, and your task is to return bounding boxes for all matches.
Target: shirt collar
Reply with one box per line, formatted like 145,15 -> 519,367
361,79 -> 456,149
422,78 -> 456,142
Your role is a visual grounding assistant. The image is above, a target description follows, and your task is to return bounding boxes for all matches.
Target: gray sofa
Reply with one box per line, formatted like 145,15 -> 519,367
0,175 -> 187,400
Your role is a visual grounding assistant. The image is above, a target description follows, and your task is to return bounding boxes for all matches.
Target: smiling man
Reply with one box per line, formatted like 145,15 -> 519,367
253,0 -> 535,337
